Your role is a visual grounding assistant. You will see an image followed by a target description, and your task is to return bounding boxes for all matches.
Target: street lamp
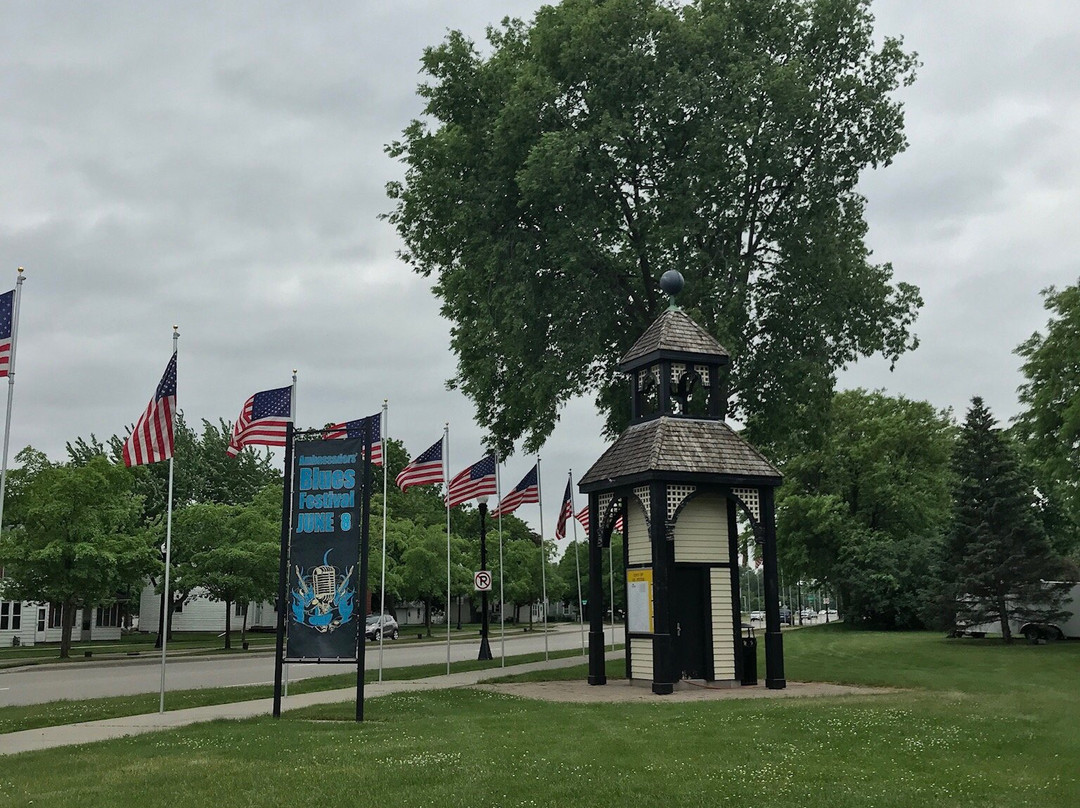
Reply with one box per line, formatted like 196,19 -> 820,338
477,497 -> 493,660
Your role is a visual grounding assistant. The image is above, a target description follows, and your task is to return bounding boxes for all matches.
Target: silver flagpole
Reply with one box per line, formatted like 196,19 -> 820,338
158,326 -> 178,713
444,423 -> 451,675
0,267 -> 26,534
378,400 -> 389,682
497,455 -> 504,666
608,531 -> 616,651
284,369 -> 296,700
568,470 -> 585,655
537,456 -> 548,661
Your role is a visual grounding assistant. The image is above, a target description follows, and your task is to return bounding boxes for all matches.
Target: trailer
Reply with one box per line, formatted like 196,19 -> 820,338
955,582 -> 1080,641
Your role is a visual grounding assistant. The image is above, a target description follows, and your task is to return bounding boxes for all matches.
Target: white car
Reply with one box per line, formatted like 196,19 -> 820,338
749,610 -> 766,621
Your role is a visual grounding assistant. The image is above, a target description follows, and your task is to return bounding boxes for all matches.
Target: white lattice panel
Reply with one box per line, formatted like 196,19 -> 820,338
670,362 -> 686,386
637,367 -> 661,389
633,485 -> 650,520
732,487 -> 760,522
598,493 -> 612,527
666,484 -> 696,521
695,364 -> 711,386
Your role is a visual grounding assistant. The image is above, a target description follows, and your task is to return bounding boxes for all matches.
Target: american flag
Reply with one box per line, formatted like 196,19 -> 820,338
396,438 -> 444,491
325,412 -> 382,466
122,352 -> 177,467
490,463 -> 538,517
576,505 -> 624,535
0,289 -> 14,378
554,478 -> 574,540
447,454 -> 497,508
226,385 -> 292,457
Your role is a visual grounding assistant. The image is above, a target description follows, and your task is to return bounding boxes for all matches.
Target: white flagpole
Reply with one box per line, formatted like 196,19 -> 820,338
0,267 -> 26,534
608,531 -> 616,651
284,369 -> 296,700
158,326 -> 178,713
497,455 -> 505,667
537,457 -> 548,661
378,399 -> 389,682
569,470 -> 585,655
444,423 -> 451,675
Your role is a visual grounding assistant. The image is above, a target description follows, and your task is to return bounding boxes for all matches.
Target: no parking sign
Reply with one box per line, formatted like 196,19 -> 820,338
474,570 -> 492,591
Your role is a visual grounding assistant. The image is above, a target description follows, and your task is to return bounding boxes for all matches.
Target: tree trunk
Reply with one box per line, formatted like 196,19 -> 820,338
999,595 -> 1012,644
166,592 -> 178,641
59,600 -> 76,659
241,604 -> 248,647
224,599 -> 232,649
529,602 -> 534,631
154,578 -> 165,650
424,596 -> 432,637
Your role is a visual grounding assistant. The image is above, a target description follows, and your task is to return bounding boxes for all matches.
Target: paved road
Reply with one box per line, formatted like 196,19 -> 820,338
0,624 -> 620,707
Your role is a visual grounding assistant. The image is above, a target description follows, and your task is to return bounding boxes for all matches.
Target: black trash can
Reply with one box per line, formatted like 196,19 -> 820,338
740,625 -> 758,686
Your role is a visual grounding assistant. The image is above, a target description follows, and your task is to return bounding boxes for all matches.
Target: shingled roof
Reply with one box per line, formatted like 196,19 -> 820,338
620,309 -> 729,368
579,416 -> 781,490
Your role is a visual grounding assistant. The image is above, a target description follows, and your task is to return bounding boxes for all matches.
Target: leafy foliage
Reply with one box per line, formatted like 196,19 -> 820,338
387,0 -> 921,455
1014,282 -> 1080,558
777,389 -> 954,628
944,398 -> 1076,642
556,534 -> 625,616
0,455 -> 154,657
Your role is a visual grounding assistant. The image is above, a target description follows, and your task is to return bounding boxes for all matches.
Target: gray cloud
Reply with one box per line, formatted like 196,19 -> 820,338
0,0 -> 1076,543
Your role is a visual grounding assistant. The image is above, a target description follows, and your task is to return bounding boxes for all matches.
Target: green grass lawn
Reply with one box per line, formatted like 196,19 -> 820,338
0,646 -> 595,734
2,627 -> 1078,808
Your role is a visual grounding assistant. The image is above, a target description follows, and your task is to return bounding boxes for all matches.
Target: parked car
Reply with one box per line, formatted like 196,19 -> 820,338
365,613 -> 399,641
749,610 -> 766,622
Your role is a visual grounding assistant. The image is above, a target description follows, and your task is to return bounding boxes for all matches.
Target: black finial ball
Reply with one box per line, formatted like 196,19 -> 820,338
660,269 -> 685,297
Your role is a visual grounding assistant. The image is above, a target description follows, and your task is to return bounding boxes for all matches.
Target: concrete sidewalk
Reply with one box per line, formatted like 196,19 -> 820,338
1,650 -> 613,756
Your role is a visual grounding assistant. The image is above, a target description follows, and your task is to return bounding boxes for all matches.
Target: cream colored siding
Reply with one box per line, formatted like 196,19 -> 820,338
673,494 -> 729,564
630,636 -> 653,680
627,499 -> 651,565
710,569 -> 736,680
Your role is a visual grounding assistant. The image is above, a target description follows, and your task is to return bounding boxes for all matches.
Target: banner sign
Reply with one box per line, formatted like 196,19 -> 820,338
285,438 -> 363,661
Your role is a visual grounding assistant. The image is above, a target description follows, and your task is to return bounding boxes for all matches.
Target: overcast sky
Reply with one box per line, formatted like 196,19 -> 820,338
1,1 -> 1077,545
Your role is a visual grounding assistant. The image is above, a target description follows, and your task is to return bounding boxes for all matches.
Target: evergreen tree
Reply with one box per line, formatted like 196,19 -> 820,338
948,398 -> 1075,642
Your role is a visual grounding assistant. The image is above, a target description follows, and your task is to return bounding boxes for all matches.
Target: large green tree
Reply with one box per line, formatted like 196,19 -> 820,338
1014,282 -> 1080,558
777,389 -> 954,628
0,455 -> 154,657
187,496 -> 279,649
946,398 -> 1075,643
387,0 -> 921,455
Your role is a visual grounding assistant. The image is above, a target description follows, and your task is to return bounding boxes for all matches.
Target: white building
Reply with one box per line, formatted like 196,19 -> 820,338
0,599 -> 122,647
138,585 -> 278,634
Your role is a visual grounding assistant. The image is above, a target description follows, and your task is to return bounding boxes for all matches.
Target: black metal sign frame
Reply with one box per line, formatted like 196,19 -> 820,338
273,420 -> 374,721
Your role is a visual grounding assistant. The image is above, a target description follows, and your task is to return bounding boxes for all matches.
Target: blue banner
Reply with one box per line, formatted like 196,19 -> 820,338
285,437 -> 363,661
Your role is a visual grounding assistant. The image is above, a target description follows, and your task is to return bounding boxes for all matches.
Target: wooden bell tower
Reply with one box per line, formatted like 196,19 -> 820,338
579,271 -> 786,694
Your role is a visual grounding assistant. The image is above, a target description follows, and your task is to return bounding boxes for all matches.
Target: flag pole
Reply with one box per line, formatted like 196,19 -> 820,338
444,423 -> 451,675
608,528 -> 616,652
496,454 -> 505,666
378,400 -> 389,682
0,267 -> 26,534
283,370 -> 296,700
537,456 -> 548,661
157,326 -> 178,713
569,470 -> 585,655
272,372 -> 298,717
